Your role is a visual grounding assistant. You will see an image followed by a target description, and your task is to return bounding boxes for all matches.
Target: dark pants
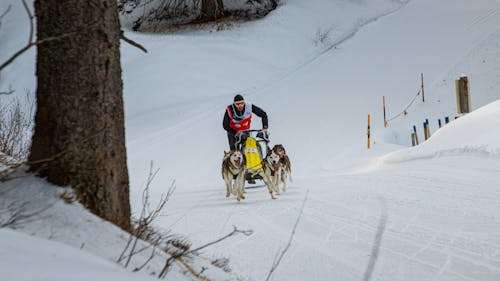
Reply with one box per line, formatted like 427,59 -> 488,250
227,133 -> 237,150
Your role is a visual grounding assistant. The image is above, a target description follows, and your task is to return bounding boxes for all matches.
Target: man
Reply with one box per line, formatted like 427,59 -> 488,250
223,94 -> 268,150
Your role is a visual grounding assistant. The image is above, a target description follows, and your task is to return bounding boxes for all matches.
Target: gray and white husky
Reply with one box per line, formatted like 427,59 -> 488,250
222,150 -> 246,201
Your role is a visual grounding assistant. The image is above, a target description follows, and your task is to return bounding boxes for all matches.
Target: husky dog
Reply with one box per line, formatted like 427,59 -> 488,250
222,150 -> 246,201
263,147 -> 282,195
248,163 -> 279,200
265,144 -> 292,193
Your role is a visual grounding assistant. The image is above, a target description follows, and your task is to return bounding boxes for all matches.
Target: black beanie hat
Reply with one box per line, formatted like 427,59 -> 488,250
233,94 -> 244,102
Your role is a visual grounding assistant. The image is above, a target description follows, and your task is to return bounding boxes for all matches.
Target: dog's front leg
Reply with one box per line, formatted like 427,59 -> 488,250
231,180 -> 238,196
274,169 -> 281,195
280,169 -> 287,192
224,174 -> 232,198
265,169 -> 279,195
261,172 -> 277,200
269,169 -> 280,195
235,172 -> 246,201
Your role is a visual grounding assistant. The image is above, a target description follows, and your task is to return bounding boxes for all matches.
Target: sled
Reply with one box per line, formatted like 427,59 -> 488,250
235,129 -> 269,184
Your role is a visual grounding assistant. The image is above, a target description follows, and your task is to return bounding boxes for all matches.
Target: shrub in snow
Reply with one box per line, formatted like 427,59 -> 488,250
118,0 -> 278,31
224,0 -> 278,19
0,92 -> 34,162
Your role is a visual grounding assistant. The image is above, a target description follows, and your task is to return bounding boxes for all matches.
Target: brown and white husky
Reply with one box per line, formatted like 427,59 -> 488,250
264,144 -> 292,193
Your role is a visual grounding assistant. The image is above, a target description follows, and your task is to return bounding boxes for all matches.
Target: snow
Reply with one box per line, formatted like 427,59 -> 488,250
382,100 -> 500,163
2,0 -> 500,280
0,228 -> 158,281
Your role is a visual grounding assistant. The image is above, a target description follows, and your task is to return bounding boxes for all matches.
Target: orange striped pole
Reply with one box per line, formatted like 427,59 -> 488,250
367,114 -> 371,149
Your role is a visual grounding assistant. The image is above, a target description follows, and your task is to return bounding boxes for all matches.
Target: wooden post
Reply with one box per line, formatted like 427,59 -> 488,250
426,123 -> 431,139
382,96 -> 387,127
411,132 -> 416,146
413,125 -> 419,145
421,73 -> 425,102
455,76 -> 471,113
367,114 -> 371,149
423,122 -> 428,140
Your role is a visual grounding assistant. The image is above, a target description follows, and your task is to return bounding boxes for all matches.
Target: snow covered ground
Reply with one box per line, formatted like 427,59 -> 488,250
1,0 -> 500,280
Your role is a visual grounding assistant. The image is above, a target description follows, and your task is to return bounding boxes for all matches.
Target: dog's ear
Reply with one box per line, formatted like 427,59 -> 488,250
224,151 -> 229,157
277,144 -> 285,153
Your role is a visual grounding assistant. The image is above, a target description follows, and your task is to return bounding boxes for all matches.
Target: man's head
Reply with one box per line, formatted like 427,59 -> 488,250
233,94 -> 245,111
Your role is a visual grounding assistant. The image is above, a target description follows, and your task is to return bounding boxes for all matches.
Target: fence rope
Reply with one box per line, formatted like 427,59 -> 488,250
386,90 -> 421,123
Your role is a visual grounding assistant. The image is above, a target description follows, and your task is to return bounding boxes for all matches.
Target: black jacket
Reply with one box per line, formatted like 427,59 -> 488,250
223,104 -> 268,135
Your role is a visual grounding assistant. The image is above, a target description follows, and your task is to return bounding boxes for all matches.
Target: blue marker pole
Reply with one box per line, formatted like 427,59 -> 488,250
445,116 -> 449,124
438,119 -> 442,128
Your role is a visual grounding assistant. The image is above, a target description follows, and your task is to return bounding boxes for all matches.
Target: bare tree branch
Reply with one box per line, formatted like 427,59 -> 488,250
266,189 -> 309,281
363,198 -> 388,281
0,21 -> 100,73
0,91 -> 34,162
188,226 -> 253,254
0,0 -> 100,73
133,245 -> 157,272
120,31 -> 148,53
159,225 -> 253,278
176,256 -> 211,281
0,200 -> 54,229
21,0 -> 34,44
118,162 -> 175,271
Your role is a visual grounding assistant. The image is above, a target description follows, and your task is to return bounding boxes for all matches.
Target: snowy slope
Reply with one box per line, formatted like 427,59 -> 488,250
121,0 -> 416,197
0,228 -> 158,281
120,0 -> 500,280
1,0 -> 500,280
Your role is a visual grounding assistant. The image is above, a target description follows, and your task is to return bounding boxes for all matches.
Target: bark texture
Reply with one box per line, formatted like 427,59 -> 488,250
30,0 -> 131,230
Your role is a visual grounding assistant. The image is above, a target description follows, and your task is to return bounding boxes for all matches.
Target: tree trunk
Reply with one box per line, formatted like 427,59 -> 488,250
199,0 -> 224,22
31,0 -> 131,230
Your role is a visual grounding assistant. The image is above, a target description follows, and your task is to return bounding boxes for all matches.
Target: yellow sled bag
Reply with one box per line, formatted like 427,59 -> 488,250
244,137 -> 262,172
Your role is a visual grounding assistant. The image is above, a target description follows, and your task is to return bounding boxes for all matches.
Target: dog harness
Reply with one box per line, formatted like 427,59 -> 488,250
227,102 -> 252,132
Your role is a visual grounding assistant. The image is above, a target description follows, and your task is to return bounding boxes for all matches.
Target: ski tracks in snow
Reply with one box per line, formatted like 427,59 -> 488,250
158,155 -> 500,281
276,162 -> 500,281
468,6 -> 500,31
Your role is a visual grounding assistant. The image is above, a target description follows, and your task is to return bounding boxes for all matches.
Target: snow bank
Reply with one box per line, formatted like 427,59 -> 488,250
381,99 -> 500,163
0,228 -> 157,281
0,171 -> 232,281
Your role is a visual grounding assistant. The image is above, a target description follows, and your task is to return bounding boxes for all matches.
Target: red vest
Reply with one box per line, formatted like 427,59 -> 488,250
227,102 -> 252,132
